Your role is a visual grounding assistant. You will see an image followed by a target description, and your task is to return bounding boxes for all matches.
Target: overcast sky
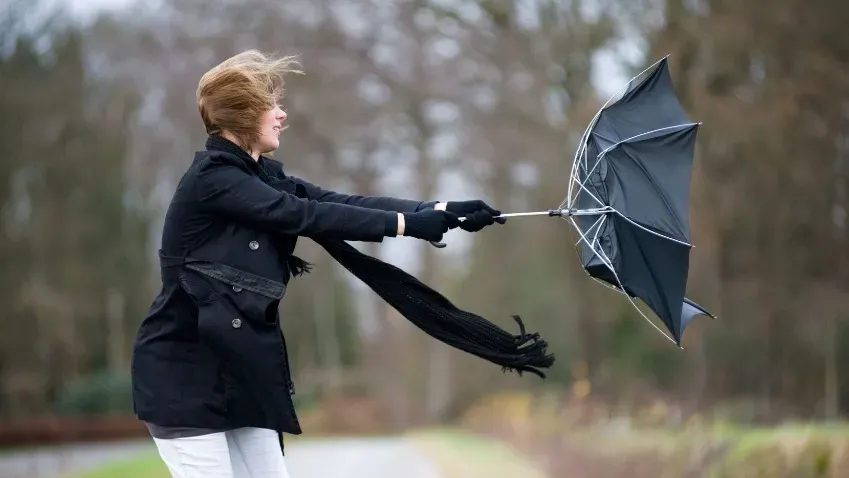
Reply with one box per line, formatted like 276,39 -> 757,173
49,0 -> 136,19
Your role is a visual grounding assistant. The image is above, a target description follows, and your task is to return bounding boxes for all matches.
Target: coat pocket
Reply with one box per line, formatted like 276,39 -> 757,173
195,294 -> 290,419
196,296 -> 268,355
194,288 -> 284,370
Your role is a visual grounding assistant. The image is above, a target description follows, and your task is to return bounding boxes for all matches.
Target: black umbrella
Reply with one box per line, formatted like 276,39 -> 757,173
565,56 -> 717,346
435,56 -> 716,347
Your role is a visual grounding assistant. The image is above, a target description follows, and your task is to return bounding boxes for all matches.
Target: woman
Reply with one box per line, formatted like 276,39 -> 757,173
130,50 -> 508,477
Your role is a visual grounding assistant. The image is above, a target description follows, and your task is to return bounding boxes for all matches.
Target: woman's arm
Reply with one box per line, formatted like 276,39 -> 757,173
196,160 -> 399,242
195,159 -> 460,243
287,178 -> 502,232
290,176 -> 438,213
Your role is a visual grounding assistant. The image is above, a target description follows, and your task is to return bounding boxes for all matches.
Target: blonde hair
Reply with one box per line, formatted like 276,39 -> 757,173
196,50 -> 303,149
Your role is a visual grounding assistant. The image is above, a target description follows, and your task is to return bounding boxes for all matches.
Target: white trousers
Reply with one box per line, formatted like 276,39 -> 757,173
152,427 -> 290,478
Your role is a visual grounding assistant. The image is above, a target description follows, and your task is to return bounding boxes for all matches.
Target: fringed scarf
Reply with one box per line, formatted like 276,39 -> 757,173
208,136 -> 555,378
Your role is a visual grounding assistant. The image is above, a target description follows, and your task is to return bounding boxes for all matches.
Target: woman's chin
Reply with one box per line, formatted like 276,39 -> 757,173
261,140 -> 280,154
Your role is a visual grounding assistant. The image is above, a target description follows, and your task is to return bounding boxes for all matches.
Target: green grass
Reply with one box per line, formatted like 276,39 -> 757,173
64,450 -> 167,478
541,421 -> 849,477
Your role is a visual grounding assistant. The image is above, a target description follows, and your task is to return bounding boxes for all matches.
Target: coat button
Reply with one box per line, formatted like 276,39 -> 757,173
232,285 -> 243,292
232,318 -> 242,328
249,240 -> 259,250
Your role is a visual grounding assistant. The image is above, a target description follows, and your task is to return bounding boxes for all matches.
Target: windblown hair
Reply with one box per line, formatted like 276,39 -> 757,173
196,50 -> 302,149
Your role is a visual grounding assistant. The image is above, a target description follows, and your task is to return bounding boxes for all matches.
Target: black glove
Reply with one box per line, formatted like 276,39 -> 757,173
444,200 -> 507,232
403,209 -> 461,242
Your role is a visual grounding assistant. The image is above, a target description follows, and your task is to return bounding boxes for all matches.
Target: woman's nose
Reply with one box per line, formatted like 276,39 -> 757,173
277,109 -> 287,121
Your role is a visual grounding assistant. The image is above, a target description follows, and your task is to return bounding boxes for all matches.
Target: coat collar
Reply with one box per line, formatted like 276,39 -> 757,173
204,135 -> 283,182
205,135 -> 260,171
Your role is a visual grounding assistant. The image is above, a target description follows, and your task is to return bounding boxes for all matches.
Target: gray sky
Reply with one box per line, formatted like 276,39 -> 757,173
48,0 -> 135,20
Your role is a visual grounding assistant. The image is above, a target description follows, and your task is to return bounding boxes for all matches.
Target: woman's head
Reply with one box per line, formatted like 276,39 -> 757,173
197,50 -> 302,158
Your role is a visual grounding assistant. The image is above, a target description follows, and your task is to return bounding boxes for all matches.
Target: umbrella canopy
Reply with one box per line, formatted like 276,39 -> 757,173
568,57 -> 715,346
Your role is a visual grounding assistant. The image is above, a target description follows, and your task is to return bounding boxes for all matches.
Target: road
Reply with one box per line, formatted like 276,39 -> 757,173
285,436 -> 442,478
0,436 -> 443,478
0,439 -> 152,478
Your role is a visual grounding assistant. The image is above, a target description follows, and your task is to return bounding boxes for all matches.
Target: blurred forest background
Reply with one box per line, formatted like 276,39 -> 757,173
2,0 -> 849,475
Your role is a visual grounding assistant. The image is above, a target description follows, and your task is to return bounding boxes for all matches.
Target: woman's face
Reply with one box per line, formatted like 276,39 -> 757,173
255,104 -> 287,154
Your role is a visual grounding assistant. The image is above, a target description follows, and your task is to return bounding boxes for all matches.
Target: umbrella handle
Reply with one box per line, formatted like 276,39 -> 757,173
428,209 -> 567,248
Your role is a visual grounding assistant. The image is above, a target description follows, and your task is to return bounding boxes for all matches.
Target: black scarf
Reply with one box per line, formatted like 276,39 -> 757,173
206,136 -> 555,378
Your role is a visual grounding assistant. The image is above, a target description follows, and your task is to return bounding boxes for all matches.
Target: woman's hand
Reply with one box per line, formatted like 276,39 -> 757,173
438,200 -> 507,232
401,210 -> 461,242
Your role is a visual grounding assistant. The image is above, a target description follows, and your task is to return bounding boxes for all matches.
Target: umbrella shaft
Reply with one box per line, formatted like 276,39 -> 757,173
458,208 -> 608,220
497,211 -> 556,219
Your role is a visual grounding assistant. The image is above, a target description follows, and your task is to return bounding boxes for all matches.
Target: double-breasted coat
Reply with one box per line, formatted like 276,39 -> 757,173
130,136 -> 436,438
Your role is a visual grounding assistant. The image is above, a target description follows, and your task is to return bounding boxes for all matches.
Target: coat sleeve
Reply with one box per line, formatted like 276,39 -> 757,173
195,159 -> 397,242
291,176 -> 438,213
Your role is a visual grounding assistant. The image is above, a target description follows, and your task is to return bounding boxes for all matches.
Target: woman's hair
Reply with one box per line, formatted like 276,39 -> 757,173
196,50 -> 302,149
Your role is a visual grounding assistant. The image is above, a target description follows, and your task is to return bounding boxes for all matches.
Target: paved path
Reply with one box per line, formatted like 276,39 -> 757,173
285,436 -> 442,478
1,439 -> 152,478
0,436 -> 443,478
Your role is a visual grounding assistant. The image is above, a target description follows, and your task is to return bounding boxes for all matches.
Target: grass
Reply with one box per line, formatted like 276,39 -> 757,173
64,450 -> 167,478
533,421 -> 849,477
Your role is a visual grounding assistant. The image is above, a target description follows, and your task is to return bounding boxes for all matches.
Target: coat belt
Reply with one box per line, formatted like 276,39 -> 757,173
158,250 -> 286,300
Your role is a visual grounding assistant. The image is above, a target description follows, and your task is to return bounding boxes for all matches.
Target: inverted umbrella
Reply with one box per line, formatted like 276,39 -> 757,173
436,56 -> 716,347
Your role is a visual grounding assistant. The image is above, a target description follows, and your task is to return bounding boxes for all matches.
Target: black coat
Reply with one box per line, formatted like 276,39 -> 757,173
130,136 -> 435,435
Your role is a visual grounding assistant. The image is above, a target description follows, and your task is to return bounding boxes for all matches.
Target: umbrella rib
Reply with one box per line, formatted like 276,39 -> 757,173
562,167 -> 606,211
568,55 -> 671,205
591,215 -> 608,246
593,245 -> 678,346
569,145 -> 609,209
567,170 -> 606,210
567,216 -> 677,345
573,213 -> 607,247
566,137 -> 613,212
595,122 -> 700,245
569,130 -> 623,212
609,210 -> 693,248
568,146 -> 694,247
567,208 -> 609,267
566,139 -> 600,208
568,216 -> 613,272
569,145 -> 608,210
596,123 -> 701,157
